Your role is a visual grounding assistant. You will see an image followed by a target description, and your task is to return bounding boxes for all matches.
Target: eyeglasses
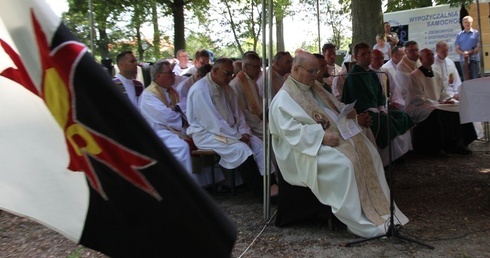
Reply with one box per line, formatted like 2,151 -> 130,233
298,65 -> 320,75
160,70 -> 175,75
220,68 -> 234,77
245,63 -> 261,69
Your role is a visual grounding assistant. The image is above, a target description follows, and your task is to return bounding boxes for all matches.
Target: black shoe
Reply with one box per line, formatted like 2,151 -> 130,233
215,184 -> 230,193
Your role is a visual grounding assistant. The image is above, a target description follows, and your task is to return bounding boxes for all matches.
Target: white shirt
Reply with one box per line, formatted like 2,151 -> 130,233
432,55 -> 462,98
382,59 -> 405,108
115,73 -> 138,107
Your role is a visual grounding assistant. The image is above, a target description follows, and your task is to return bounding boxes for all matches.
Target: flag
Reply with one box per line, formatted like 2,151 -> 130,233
0,1 -> 237,257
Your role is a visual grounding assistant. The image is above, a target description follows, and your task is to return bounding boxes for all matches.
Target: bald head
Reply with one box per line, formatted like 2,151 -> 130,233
419,48 -> 434,67
370,49 -> 384,69
210,58 -> 234,86
292,52 -> 319,86
435,40 -> 449,60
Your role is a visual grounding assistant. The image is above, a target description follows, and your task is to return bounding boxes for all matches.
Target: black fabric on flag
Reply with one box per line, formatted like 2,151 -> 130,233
51,24 -> 237,257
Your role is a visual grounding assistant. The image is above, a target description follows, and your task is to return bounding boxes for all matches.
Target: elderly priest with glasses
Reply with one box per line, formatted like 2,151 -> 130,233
269,52 -> 408,237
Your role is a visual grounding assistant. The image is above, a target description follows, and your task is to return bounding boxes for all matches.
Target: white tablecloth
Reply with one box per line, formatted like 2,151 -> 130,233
459,77 -> 490,123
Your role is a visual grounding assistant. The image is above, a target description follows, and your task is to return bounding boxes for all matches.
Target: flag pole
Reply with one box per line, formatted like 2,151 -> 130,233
316,0 -> 321,53
261,0 -> 270,220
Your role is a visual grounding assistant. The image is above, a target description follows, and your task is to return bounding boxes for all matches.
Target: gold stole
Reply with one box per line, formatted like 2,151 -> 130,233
147,81 -> 179,107
146,81 -> 188,139
283,78 -> 390,226
237,71 -> 262,117
206,74 -> 237,128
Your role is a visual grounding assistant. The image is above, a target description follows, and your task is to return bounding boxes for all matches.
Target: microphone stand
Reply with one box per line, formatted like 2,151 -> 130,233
345,70 -> 434,249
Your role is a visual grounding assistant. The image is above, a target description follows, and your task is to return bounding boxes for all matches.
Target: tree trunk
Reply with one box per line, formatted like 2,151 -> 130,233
224,0 -> 244,55
97,26 -> 109,59
276,16 -> 285,52
352,0 -> 383,48
173,0 -> 186,56
151,0 -> 161,59
136,26 -> 144,60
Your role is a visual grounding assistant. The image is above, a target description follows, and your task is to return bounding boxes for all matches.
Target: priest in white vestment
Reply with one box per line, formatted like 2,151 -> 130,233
139,60 -> 223,186
406,49 -> 476,156
382,46 -> 406,109
432,41 -> 462,99
231,51 -> 264,139
396,41 -> 421,100
257,51 -> 292,100
432,41 -> 484,139
187,58 -> 273,198
269,52 -> 408,238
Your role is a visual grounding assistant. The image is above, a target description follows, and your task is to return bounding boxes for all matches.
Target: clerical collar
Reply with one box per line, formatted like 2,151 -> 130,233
206,73 -> 222,89
290,76 -> 311,92
418,66 -> 434,77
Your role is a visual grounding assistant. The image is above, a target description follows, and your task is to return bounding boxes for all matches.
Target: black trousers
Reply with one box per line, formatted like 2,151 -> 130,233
236,155 -> 263,197
413,110 -> 477,153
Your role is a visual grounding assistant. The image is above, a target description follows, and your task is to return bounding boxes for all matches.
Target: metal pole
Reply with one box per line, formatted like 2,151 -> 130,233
316,0 -> 321,53
261,0 -> 270,221
475,0 -> 485,76
89,0 -> 95,55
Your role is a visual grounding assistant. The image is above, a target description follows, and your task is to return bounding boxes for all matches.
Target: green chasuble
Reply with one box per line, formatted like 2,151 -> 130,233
342,65 -> 414,149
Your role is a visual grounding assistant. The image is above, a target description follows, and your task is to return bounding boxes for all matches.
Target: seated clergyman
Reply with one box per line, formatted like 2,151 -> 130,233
269,52 -> 408,237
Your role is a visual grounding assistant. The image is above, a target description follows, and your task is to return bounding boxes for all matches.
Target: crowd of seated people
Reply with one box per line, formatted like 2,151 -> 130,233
110,37 -> 478,237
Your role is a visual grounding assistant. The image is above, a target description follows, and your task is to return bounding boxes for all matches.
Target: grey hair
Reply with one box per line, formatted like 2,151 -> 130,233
151,60 -> 171,81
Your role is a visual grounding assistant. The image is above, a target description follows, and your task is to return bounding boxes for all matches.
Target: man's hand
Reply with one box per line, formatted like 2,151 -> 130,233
357,112 -> 372,128
347,109 -> 357,120
388,100 -> 400,110
322,131 -> 339,147
441,98 -> 455,104
239,133 -> 251,146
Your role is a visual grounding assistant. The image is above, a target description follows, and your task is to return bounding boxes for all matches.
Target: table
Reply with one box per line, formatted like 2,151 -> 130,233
459,77 -> 490,141
459,77 -> 490,124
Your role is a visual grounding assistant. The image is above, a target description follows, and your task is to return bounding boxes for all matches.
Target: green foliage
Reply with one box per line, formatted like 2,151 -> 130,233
207,0 -> 263,55
437,0 -> 473,7
274,0 -> 292,19
186,32 -> 216,54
